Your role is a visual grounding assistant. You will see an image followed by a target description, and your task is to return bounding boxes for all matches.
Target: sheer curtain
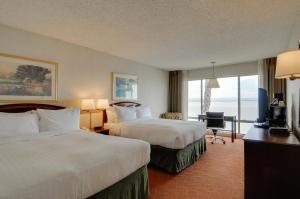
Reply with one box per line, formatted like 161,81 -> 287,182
203,80 -> 212,113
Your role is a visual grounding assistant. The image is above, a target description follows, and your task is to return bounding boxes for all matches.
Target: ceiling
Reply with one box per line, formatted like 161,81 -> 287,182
0,0 -> 299,70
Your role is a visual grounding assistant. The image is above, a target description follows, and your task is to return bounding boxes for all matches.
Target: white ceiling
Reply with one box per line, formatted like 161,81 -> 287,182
0,0 -> 299,70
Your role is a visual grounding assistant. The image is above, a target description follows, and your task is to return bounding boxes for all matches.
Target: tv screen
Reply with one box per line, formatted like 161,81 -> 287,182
257,88 -> 268,123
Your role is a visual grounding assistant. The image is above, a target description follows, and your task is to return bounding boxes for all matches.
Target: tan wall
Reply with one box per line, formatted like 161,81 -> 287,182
187,61 -> 258,80
0,25 -> 169,128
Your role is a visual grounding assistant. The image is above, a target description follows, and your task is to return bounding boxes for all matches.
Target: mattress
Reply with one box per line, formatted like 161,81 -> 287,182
0,130 -> 150,199
104,118 -> 206,149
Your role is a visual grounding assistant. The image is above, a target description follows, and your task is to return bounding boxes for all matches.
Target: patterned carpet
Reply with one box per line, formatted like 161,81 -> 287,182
147,137 -> 244,199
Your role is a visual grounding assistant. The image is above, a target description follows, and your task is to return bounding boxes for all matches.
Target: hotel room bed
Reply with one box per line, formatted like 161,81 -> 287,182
0,103 -> 150,199
104,102 -> 207,174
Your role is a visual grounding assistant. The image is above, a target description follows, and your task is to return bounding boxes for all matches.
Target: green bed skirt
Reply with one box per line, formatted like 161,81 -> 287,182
88,165 -> 149,199
150,136 -> 207,174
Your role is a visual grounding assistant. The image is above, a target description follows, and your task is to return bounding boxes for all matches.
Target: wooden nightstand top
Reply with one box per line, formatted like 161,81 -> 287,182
93,127 -> 110,135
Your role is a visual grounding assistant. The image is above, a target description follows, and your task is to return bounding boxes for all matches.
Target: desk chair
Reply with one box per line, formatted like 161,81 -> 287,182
206,112 -> 226,144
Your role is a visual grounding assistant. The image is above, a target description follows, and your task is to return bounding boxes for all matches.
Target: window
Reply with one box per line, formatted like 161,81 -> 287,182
188,75 -> 259,134
203,77 -> 238,131
188,80 -> 201,120
203,77 -> 238,116
240,75 -> 259,133
240,75 -> 258,121
240,123 -> 255,134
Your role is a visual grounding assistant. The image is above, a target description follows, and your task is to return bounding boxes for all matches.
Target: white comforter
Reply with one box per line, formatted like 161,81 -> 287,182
104,119 -> 206,149
0,130 -> 150,199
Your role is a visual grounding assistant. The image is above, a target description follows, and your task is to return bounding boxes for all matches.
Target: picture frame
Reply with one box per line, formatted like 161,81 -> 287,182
0,53 -> 58,101
112,73 -> 138,101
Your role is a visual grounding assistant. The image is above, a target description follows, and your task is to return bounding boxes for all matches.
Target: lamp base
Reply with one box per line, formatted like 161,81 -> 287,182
289,75 -> 300,80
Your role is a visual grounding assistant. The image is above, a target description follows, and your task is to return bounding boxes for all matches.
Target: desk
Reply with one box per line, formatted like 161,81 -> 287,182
198,115 -> 237,143
244,127 -> 300,199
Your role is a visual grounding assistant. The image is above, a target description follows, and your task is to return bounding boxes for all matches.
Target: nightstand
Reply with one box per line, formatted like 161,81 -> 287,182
93,127 -> 110,135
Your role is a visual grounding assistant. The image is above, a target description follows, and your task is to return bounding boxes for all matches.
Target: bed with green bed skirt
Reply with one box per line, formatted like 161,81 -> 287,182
88,136 -> 206,198
150,136 -> 207,174
88,165 -> 149,199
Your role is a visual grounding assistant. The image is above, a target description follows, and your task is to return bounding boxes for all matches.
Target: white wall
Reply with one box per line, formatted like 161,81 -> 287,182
287,79 -> 300,132
286,20 -> 300,133
0,24 -> 168,127
187,61 -> 258,80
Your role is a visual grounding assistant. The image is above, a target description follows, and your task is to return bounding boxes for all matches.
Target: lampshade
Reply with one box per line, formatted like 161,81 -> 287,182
81,99 -> 95,110
207,78 -> 220,88
96,99 -> 109,109
276,50 -> 300,79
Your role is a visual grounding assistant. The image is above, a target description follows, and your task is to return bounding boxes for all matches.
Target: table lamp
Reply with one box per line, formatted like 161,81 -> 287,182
276,42 -> 300,80
81,99 -> 96,130
96,99 -> 109,109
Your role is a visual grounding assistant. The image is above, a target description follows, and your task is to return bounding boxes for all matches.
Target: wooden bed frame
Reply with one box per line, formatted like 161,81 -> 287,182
103,101 -> 141,123
0,103 -> 65,113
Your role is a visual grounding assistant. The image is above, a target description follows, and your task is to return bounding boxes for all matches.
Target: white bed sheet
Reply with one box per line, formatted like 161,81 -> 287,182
0,130 -> 150,199
104,118 -> 206,149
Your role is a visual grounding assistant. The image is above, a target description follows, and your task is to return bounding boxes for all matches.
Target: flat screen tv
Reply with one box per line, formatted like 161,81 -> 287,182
257,88 -> 268,123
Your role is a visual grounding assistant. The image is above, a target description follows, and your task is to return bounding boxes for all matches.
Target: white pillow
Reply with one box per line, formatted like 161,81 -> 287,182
136,106 -> 152,119
37,108 -> 80,132
0,112 -> 39,136
106,107 -> 118,123
114,106 -> 137,122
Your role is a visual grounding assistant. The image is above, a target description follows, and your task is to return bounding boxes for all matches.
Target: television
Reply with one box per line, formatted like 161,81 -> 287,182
257,88 -> 268,123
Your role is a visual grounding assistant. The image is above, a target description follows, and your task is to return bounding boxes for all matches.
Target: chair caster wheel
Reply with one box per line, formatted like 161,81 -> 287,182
223,141 -> 226,144
211,142 -> 214,144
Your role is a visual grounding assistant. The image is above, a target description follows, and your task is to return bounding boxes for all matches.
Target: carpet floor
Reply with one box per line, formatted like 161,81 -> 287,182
147,137 -> 244,199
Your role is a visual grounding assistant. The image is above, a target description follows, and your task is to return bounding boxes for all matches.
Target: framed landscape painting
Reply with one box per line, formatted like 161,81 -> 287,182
113,73 -> 138,101
0,53 -> 57,101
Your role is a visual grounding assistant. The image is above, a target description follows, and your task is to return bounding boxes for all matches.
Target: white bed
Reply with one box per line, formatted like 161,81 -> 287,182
0,130 -> 150,199
104,118 -> 206,149
103,102 -> 207,174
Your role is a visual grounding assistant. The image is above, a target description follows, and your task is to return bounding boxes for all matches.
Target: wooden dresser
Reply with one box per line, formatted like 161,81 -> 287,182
244,127 -> 300,199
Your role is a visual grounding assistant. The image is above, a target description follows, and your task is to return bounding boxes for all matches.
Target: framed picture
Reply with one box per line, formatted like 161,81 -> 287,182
0,53 -> 58,101
113,73 -> 138,101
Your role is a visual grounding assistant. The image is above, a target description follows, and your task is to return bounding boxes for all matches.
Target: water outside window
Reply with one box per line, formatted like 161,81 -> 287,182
188,75 -> 259,134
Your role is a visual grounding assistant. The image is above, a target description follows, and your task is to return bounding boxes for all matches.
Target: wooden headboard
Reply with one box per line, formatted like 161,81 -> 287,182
0,103 -> 65,113
103,101 -> 141,123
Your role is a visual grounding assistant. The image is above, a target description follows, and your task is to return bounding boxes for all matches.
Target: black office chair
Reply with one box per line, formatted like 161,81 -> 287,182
206,112 -> 226,144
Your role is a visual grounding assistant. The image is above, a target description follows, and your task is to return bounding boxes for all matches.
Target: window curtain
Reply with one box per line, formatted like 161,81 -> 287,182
168,71 -> 183,113
259,57 -> 287,104
203,80 -> 212,113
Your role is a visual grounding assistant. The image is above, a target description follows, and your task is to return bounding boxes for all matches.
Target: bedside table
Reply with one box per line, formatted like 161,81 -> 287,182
93,127 -> 110,135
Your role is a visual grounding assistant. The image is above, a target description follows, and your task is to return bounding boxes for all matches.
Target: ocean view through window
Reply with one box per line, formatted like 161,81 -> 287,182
188,75 -> 258,134
188,80 -> 201,120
